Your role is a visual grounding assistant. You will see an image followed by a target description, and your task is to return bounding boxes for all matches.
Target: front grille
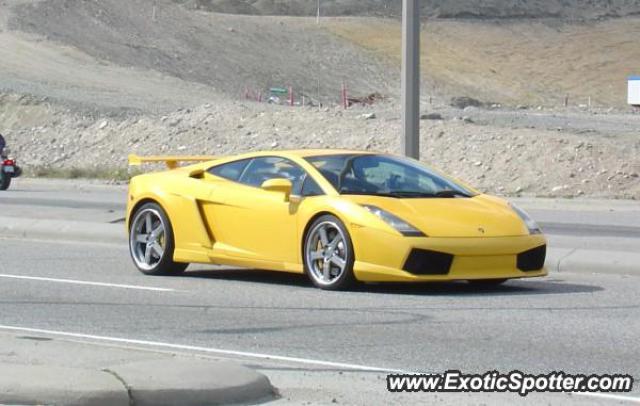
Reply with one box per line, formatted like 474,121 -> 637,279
517,245 -> 546,271
403,249 -> 454,275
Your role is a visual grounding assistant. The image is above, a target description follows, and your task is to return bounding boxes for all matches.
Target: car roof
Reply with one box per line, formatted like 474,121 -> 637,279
267,149 -> 376,158
199,149 -> 379,168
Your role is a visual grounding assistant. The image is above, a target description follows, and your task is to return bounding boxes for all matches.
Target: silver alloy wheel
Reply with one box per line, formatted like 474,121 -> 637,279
129,208 -> 166,271
305,221 -> 349,286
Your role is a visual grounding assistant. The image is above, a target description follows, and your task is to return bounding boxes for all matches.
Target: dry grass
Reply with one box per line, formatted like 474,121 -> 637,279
27,166 -> 134,181
325,17 -> 640,107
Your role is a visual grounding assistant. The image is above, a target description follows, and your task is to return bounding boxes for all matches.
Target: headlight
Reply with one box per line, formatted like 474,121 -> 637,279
510,203 -> 542,235
362,205 -> 425,237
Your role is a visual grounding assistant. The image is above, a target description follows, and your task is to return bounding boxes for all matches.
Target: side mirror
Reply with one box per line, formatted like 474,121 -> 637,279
189,168 -> 205,179
261,178 -> 293,201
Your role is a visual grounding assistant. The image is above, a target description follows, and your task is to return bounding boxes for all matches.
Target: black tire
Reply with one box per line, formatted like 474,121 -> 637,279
0,171 -> 11,190
303,214 -> 356,291
128,202 -> 188,276
468,279 -> 508,287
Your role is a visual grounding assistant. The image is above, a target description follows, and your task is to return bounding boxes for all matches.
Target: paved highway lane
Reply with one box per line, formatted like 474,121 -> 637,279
2,179 -> 639,403
0,179 -> 125,223
0,238 -> 638,404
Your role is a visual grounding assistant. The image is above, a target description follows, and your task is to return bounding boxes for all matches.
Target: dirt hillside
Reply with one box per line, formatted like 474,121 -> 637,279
8,0 -> 395,112
176,0 -> 640,20
327,17 -> 640,108
0,0 -> 638,200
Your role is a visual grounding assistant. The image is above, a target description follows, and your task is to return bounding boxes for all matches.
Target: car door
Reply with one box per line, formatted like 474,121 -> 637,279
206,156 -> 307,266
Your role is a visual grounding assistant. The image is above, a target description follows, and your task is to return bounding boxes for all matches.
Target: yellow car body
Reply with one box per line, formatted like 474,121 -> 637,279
126,150 -> 547,285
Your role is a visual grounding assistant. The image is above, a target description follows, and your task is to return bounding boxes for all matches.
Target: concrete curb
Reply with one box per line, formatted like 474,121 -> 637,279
0,216 -> 125,244
0,364 -> 129,406
107,359 -> 275,406
546,247 -> 640,275
0,360 -> 274,406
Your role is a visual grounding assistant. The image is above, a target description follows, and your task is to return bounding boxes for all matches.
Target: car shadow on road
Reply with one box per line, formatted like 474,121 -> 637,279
183,268 -> 603,297
357,279 -> 603,297
183,268 -> 311,288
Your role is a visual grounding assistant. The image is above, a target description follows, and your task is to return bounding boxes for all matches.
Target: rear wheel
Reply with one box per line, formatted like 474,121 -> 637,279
0,171 -> 11,190
468,279 -> 508,287
303,215 -> 355,290
129,202 -> 188,275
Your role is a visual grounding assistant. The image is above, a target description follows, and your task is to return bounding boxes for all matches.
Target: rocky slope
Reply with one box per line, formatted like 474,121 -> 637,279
3,94 -> 638,199
176,0 -> 640,20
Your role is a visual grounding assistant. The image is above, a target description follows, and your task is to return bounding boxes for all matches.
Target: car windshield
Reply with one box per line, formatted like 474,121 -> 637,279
306,154 -> 476,198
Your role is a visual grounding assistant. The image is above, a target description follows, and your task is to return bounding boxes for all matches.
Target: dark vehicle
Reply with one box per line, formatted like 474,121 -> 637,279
0,137 -> 22,190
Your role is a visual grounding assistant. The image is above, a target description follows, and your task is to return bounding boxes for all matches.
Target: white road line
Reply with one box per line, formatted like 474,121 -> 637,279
0,274 -> 175,292
0,325 -> 403,373
0,327 -> 637,404
572,392 -> 640,404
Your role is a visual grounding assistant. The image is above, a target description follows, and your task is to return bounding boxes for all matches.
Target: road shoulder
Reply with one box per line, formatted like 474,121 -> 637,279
0,332 -> 275,406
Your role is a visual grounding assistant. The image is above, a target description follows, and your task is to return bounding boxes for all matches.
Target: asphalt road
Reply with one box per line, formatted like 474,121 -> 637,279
0,237 -> 639,404
1,178 -> 639,404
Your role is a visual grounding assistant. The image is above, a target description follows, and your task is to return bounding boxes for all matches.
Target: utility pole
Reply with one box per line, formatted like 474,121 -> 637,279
401,0 -> 420,159
316,0 -> 320,24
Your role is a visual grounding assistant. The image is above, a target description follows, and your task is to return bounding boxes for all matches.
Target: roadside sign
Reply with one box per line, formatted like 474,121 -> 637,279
628,76 -> 640,106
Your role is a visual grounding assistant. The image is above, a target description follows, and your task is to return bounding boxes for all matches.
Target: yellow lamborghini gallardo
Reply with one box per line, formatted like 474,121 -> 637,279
126,150 -> 547,290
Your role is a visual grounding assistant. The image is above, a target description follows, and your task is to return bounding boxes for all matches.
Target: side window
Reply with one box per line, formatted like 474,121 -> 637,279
239,157 -> 306,190
208,159 -> 250,181
301,176 -> 324,197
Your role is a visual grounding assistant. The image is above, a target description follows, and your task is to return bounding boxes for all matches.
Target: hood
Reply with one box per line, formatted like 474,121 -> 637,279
344,194 -> 529,237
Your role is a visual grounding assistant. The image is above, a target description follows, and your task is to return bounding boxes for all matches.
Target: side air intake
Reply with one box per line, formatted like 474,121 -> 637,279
517,245 -> 546,272
403,249 -> 454,275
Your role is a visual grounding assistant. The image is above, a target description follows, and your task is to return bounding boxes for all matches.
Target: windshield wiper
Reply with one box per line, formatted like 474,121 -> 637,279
341,191 -> 401,198
386,191 -> 436,198
433,190 -> 471,198
342,191 -> 435,198
384,190 -> 471,198
340,190 -> 471,198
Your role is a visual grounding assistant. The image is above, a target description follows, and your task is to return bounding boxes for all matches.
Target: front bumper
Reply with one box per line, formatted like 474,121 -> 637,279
351,226 -> 548,282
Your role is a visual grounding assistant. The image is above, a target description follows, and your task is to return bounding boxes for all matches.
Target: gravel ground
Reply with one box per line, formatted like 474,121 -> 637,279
3,97 -> 639,199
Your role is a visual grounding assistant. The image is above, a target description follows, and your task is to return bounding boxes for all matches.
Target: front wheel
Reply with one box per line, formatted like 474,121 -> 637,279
0,171 -> 11,190
129,202 -> 188,275
303,215 -> 356,290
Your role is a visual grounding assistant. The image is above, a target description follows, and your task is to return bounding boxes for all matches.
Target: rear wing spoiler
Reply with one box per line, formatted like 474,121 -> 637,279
128,154 -> 217,169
